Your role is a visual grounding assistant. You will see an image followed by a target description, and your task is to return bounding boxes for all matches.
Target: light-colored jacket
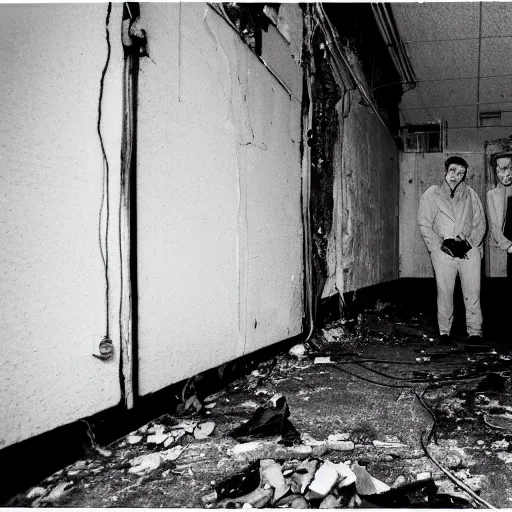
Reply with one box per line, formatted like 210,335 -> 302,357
418,181 -> 486,254
486,183 -> 512,252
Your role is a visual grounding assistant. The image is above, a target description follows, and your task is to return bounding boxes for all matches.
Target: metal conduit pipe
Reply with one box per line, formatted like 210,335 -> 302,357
371,3 -> 417,88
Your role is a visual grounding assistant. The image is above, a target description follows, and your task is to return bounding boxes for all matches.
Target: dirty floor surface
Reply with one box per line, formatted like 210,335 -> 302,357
8,301 -> 512,508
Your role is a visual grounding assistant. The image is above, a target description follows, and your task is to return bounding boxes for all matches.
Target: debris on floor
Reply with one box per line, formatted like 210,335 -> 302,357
230,393 -> 300,446
210,457 -> 466,509
6,298 -> 512,508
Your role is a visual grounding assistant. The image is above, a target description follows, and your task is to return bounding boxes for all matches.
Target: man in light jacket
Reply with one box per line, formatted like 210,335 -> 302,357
418,156 -> 486,345
487,153 -> 512,282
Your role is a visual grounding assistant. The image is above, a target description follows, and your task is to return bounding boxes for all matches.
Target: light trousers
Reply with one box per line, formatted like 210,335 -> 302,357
430,247 -> 482,336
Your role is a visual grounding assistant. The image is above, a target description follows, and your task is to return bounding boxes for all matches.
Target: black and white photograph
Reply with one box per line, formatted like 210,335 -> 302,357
1,1 -> 511,508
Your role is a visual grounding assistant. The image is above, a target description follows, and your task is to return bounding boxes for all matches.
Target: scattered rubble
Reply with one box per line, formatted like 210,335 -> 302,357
8,301 -> 512,508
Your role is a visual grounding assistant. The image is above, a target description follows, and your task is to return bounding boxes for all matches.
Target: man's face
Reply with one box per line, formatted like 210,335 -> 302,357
445,163 -> 466,189
496,157 -> 512,186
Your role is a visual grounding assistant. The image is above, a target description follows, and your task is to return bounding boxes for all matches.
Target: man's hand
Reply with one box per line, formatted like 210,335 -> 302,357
508,245 -> 512,254
441,238 -> 458,257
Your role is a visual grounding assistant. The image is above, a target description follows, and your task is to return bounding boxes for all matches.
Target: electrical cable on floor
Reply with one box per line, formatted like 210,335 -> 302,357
326,360 -> 496,508
97,2 -> 113,340
331,363 -> 413,389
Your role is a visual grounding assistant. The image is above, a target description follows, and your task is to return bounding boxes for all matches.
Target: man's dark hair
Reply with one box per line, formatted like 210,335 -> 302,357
490,152 -> 512,169
444,156 -> 468,172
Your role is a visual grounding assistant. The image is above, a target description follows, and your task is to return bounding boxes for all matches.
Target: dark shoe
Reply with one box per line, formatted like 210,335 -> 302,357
439,334 -> 452,346
466,335 -> 484,346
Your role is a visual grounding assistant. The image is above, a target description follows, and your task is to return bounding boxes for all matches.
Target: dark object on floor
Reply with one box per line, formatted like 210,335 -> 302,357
394,324 -> 425,337
466,335 -> 484,346
477,372 -> 506,392
439,335 -> 452,346
429,492 -> 473,508
229,394 -> 300,446
214,461 -> 261,501
361,478 -> 437,508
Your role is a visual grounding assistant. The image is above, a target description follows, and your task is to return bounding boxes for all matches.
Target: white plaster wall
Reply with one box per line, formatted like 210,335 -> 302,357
136,3 -> 304,395
0,4 -> 124,448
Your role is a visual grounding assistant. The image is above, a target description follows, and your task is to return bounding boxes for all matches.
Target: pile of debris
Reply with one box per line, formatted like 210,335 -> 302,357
205,457 -> 468,508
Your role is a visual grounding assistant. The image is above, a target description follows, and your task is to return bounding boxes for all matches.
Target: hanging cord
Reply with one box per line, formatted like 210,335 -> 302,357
95,2 -> 114,359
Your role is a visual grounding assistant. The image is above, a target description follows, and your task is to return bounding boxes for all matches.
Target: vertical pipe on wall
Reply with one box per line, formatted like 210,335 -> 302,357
119,2 -> 142,409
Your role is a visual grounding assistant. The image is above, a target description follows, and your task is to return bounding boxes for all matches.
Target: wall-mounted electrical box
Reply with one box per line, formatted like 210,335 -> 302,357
400,121 -> 446,153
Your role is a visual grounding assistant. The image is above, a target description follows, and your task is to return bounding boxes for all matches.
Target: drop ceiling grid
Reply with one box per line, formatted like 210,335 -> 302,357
393,3 -> 512,129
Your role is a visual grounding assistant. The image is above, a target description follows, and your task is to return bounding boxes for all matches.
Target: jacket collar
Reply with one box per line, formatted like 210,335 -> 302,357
439,179 -> 467,200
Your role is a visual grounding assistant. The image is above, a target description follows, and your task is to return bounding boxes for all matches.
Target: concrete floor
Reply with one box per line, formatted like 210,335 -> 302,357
8,297 -> 512,508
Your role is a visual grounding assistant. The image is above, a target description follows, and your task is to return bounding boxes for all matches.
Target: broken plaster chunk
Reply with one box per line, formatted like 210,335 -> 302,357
127,434 -> 143,445
319,494 -> 343,508
352,462 -> 390,496
416,472 -> 431,480
327,433 -> 351,442
301,433 -> 323,446
94,445 -> 112,457
260,459 -> 289,503
307,460 -> 340,499
231,441 -> 313,461
497,451 -> 512,464
314,357 -> 332,364
194,421 -> 216,440
232,441 -> 263,455
128,453 -> 162,474
26,487 -> 46,500
291,459 -> 318,494
391,475 -> 406,488
40,482 -> 74,503
201,491 -> 218,505
160,445 -> 186,462
241,400 -> 260,409
492,439 -> 510,450
373,440 -> 407,448
148,424 -> 165,435
312,440 -> 354,457
289,344 -> 307,359
334,462 -> 356,488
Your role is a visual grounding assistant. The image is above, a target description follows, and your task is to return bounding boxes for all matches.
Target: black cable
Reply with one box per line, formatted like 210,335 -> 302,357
331,363 -> 413,389
98,2 -> 113,338
352,361 -> 428,382
328,361 -> 495,508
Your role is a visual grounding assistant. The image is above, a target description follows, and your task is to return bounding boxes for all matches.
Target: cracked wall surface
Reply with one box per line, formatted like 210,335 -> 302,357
135,3 -> 304,395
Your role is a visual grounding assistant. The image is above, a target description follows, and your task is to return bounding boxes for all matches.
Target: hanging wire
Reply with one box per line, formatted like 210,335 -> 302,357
97,2 -> 113,339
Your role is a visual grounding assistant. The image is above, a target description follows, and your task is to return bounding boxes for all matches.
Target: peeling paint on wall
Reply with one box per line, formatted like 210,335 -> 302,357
306,28 -> 342,317
135,3 -> 304,396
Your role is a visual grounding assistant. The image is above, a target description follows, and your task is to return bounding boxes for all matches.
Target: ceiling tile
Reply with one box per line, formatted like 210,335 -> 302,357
400,79 -> 477,110
405,40 -> 479,81
480,76 -> 512,104
480,37 -> 512,77
392,3 -> 480,42
481,2 -> 512,37
400,106 -> 477,129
